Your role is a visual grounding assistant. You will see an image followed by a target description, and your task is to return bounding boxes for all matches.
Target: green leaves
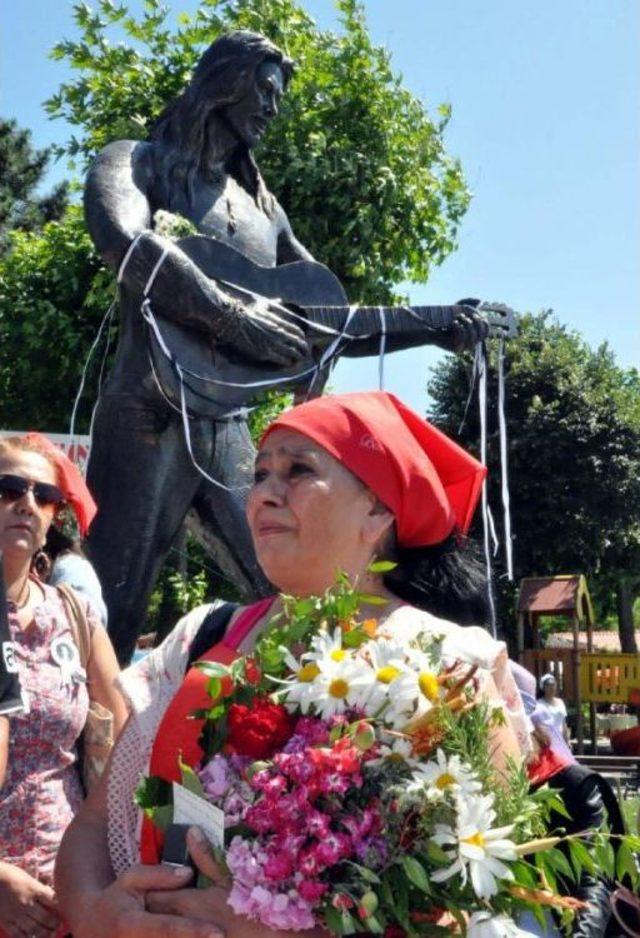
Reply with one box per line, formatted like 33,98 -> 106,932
401,855 -> 432,894
44,0 -> 469,304
134,773 -> 173,830
179,758 -> 205,797
367,560 -> 397,574
428,311 -> 640,634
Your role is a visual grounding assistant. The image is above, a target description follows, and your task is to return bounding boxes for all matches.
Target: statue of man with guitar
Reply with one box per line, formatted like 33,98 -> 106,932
84,30 -> 509,663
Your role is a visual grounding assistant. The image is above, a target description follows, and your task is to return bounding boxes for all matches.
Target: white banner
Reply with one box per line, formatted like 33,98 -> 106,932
0,432 -> 91,472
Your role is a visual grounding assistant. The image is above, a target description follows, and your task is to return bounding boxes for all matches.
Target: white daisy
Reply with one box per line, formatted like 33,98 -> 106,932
278,648 -> 323,713
359,639 -> 409,713
304,656 -> 374,720
409,749 -> 481,802
385,663 -> 443,728
368,731 -> 419,768
305,627 -> 350,666
430,794 -> 517,899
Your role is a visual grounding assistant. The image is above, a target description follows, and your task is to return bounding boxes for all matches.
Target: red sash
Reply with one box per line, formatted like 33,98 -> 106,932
139,598 -> 275,864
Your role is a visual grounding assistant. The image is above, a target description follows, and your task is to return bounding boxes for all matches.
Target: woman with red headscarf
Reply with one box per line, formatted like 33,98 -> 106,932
0,434 -> 126,938
56,393 -> 530,938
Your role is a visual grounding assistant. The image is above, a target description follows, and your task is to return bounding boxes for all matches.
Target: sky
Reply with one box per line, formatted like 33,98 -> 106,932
1,0 -> 639,413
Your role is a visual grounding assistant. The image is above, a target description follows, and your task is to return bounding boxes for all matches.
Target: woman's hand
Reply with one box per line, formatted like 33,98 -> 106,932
146,829 -> 324,938
0,861 -> 60,937
70,863 -> 224,938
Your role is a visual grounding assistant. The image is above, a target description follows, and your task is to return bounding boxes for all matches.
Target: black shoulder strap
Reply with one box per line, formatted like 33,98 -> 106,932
563,763 -> 627,837
187,602 -> 238,670
590,771 -> 627,837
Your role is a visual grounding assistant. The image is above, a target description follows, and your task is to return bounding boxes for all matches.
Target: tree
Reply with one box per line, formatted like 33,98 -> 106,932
1,0 -> 471,431
1,0 -> 472,630
45,0 -> 469,303
428,312 -> 640,650
0,118 -> 68,253
0,205 -> 110,431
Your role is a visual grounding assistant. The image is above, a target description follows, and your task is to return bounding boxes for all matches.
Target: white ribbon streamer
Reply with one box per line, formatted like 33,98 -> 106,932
69,299 -> 116,450
377,306 -> 387,390
476,343 -> 497,637
117,232 -> 144,284
497,338 -> 514,580
307,304 -> 358,396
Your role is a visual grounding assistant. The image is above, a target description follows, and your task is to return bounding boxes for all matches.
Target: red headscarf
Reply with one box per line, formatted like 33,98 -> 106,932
261,392 -> 486,548
20,433 -> 97,536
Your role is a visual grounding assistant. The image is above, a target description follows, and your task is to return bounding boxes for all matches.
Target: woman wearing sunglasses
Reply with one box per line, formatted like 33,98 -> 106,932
0,434 -> 126,938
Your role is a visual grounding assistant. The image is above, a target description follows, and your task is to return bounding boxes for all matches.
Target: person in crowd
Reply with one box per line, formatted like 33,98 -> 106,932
511,663 -> 621,937
0,434 -> 127,938
55,391 -> 531,937
536,672 -> 571,746
39,526 -> 108,627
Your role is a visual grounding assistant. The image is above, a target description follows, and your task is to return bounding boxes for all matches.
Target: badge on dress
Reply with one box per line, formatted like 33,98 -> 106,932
51,636 -> 81,688
2,641 -> 18,674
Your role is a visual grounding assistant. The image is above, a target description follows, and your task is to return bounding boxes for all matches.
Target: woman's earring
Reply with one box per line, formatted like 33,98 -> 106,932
32,550 -> 51,581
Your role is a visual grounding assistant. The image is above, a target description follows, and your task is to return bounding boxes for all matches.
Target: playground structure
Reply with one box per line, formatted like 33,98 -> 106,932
517,575 -> 640,753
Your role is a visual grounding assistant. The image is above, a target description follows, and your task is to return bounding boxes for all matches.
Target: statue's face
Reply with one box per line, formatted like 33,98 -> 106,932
222,60 -> 285,149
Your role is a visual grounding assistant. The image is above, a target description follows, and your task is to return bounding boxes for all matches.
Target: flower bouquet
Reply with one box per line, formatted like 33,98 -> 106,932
137,569 -> 639,936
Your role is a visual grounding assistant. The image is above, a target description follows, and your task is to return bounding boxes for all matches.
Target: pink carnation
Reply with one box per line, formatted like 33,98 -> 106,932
199,754 -> 231,799
226,836 -> 316,930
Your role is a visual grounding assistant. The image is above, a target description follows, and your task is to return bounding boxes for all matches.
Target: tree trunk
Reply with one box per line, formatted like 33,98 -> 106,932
617,578 -> 638,653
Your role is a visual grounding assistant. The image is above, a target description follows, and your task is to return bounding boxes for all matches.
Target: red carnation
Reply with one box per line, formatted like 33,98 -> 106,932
245,658 -> 262,685
226,697 -> 294,760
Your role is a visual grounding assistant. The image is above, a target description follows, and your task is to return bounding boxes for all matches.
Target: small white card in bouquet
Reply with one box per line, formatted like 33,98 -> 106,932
172,782 -> 225,850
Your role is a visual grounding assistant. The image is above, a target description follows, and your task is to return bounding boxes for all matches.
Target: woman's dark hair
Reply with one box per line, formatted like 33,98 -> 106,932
150,30 -> 294,216
383,530 -> 492,626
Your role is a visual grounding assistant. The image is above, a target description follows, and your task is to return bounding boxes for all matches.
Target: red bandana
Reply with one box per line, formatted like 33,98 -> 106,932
262,392 -> 486,547
21,433 -> 97,536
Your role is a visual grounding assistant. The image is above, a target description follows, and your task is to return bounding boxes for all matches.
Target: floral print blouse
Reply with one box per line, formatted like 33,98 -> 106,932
0,581 -> 99,886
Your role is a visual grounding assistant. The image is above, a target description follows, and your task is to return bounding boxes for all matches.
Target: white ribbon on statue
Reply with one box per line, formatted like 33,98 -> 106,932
497,337 -> 514,580
476,343 -> 498,637
378,307 -> 387,390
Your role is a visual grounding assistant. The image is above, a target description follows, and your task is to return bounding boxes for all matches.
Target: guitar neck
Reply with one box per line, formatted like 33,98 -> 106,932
305,304 -> 460,338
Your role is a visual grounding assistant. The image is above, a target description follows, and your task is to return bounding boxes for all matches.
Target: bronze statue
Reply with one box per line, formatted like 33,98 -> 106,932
84,31 -> 494,663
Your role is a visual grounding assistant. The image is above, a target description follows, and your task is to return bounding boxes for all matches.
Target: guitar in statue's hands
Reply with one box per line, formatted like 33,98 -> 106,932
147,235 -> 517,419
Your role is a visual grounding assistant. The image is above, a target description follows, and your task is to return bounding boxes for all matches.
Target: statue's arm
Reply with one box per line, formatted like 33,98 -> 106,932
84,142 -> 307,364
84,141 -> 245,338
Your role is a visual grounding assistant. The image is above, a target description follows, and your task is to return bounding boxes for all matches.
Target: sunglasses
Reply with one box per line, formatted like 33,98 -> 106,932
0,474 -> 65,508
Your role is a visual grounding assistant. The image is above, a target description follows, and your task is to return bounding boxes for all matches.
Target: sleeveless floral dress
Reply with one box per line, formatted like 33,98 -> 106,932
0,582 -> 98,886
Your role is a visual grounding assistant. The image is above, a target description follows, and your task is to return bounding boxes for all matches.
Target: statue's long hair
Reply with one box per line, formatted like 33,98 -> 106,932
149,31 -> 294,218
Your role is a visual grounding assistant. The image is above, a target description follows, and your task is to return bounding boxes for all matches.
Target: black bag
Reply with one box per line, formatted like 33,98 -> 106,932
0,557 -> 23,717
546,764 -> 628,937
186,601 -> 238,670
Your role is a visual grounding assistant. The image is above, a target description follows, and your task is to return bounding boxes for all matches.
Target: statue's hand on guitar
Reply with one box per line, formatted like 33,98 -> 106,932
442,298 -> 490,353
219,294 -> 309,366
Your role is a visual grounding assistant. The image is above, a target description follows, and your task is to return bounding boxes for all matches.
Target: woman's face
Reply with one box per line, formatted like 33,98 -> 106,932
543,679 -> 557,699
0,450 -> 59,561
247,429 -> 393,595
